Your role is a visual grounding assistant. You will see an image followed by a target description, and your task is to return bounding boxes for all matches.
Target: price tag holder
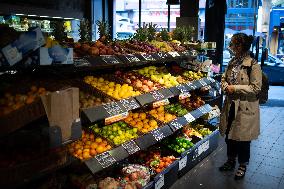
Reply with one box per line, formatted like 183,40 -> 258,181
95,151 -> 116,168
157,52 -> 170,59
151,129 -> 165,142
119,98 -> 140,111
198,106 -> 208,115
141,53 -> 155,61
199,79 -> 208,87
179,156 -> 187,171
124,54 -> 140,62
150,90 -> 165,101
101,55 -> 120,64
105,112 -> 129,125
176,83 -> 190,94
198,141 -> 210,156
169,119 -> 183,131
155,175 -> 165,189
153,99 -> 170,108
103,102 -> 125,117
184,113 -> 195,123
122,140 -> 140,155
187,82 -> 198,91
168,51 -> 180,57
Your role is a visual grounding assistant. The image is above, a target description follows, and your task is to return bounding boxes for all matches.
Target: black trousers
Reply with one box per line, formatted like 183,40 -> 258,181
225,102 -> 251,164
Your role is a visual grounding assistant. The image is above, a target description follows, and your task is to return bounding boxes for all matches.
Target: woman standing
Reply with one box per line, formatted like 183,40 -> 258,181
219,33 -> 262,180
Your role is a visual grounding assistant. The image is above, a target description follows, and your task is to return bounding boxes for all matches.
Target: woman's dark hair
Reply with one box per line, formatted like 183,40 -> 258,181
231,33 -> 254,52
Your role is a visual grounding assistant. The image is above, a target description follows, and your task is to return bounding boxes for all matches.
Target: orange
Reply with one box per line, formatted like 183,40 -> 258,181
90,149 -> 97,156
96,145 -> 105,154
141,129 -> 148,133
83,151 -> 91,159
101,140 -> 108,146
130,120 -> 137,126
82,137 -> 87,143
125,117 -> 132,123
143,119 -> 149,124
149,120 -> 158,127
84,144 -> 90,149
157,106 -> 164,113
106,145 -> 112,150
75,149 -> 83,156
139,113 -> 147,120
136,121 -> 143,128
91,142 -> 98,149
159,117 -> 165,122
95,137 -> 103,143
133,113 -> 139,119
85,141 -> 92,146
150,109 -> 157,114
89,134 -> 95,141
74,143 -> 81,150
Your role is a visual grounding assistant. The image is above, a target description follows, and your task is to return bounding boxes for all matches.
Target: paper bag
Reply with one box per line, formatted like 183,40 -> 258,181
41,88 -> 79,142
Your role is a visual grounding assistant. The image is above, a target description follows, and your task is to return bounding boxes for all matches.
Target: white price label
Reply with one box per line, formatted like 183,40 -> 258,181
199,79 -> 207,87
168,51 -> 180,57
184,113 -> 195,123
153,99 -> 170,108
122,140 -> 140,155
151,129 -> 165,141
198,141 -> 210,156
155,175 -> 165,189
179,156 -> 187,170
105,112 -> 129,125
125,54 -> 140,62
170,119 -> 183,130
198,106 -> 208,114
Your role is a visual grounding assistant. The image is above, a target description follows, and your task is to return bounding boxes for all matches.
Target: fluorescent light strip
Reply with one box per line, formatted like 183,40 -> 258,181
40,16 -> 49,18
64,17 -> 74,20
15,13 -> 25,16
52,16 -> 63,19
28,15 -> 37,17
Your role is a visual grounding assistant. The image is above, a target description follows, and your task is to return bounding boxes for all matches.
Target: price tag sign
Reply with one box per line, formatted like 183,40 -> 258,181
151,129 -> 165,141
198,141 -> 210,156
187,82 -> 197,90
120,99 -> 140,111
169,119 -> 183,130
155,175 -> 165,189
141,53 -> 155,61
182,51 -> 191,56
150,91 -> 164,101
125,54 -> 140,62
122,140 -> 140,155
153,99 -> 170,108
168,51 -> 180,57
176,84 -> 189,94
105,112 -> 129,125
101,55 -> 120,64
95,151 -> 116,168
2,45 -> 22,66
74,57 -> 90,66
179,92 -> 191,100
103,102 -> 125,117
199,79 -> 207,87
198,106 -> 208,114
179,156 -> 187,171
184,113 -> 195,123
157,52 -> 169,59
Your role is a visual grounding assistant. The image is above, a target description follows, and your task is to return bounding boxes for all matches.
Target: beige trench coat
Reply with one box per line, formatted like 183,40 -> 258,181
220,55 -> 262,141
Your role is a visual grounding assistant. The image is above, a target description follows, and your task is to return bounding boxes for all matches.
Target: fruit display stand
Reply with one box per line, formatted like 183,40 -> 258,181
0,47 -> 221,188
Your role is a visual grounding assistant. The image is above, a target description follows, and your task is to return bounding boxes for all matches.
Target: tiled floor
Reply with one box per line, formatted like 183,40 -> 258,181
170,86 -> 284,189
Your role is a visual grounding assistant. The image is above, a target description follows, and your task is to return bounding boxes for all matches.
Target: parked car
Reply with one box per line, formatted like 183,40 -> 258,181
222,53 -> 284,84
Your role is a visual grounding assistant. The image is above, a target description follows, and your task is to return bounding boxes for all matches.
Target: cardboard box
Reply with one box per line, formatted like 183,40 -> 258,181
39,45 -> 74,65
0,27 -> 45,66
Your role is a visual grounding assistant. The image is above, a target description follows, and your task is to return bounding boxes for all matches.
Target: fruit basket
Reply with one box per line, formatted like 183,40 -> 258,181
114,70 -> 163,93
90,121 -> 141,146
83,75 -> 142,100
68,130 -> 113,161
124,110 -> 161,134
0,79 -> 71,137
147,106 -> 177,124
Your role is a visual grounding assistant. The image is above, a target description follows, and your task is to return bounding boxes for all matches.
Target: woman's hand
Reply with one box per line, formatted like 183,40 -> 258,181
226,85 -> 235,94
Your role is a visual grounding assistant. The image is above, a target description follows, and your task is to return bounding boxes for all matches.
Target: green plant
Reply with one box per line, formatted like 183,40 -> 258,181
78,19 -> 91,42
172,26 -> 195,44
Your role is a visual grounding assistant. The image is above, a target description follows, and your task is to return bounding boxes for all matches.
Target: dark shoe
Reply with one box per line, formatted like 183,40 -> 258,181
219,160 -> 236,171
234,165 -> 247,180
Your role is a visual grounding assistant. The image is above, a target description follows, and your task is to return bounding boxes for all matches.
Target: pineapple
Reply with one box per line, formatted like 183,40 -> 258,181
95,20 -> 111,43
78,19 -> 91,43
